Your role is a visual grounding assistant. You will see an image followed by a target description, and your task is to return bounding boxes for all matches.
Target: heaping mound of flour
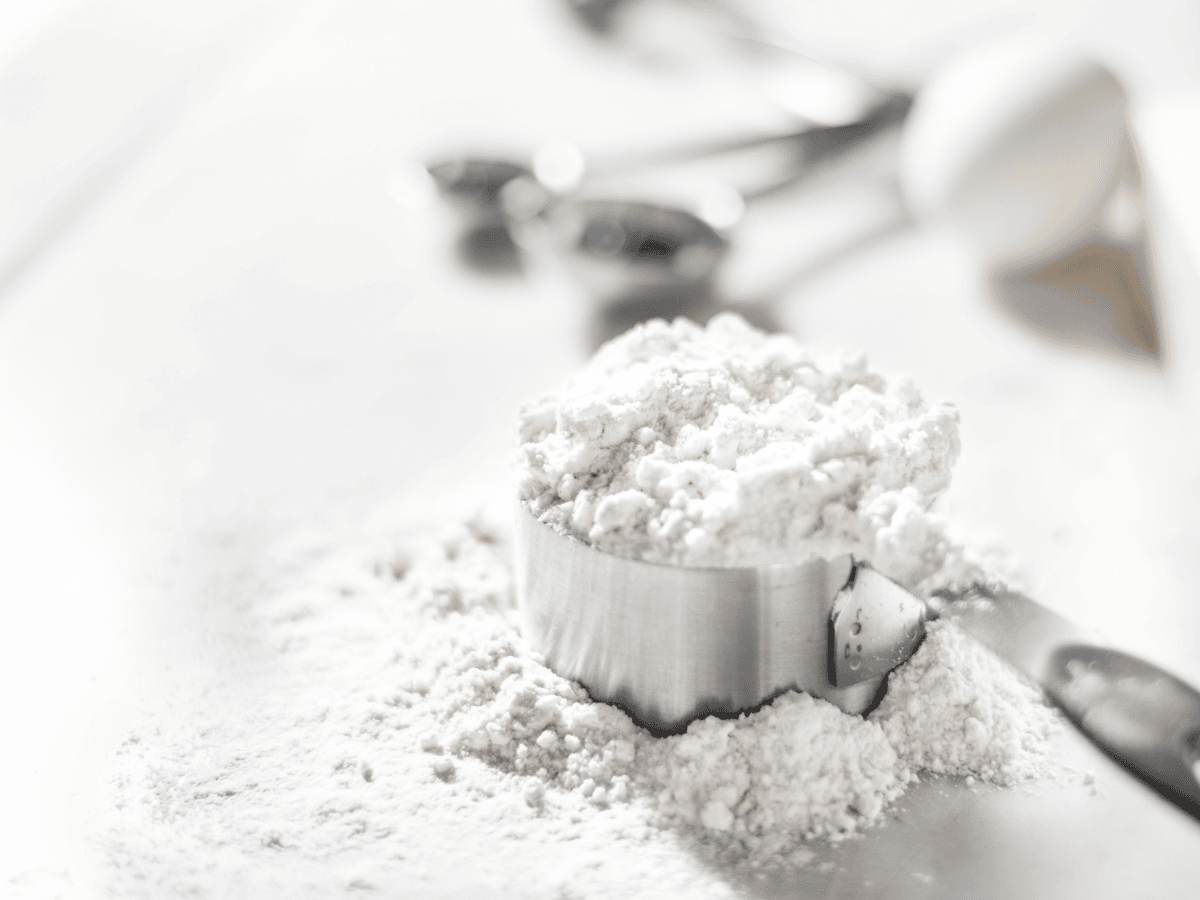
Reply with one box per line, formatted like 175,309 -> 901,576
103,512 -> 1059,899
517,314 -> 963,588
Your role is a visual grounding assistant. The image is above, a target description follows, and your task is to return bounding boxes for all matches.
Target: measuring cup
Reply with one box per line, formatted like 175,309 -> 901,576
513,502 -> 889,732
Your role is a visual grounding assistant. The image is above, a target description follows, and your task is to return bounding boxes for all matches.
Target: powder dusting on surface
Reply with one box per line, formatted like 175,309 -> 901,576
102,316 -> 1059,897
102,512 -> 1058,899
516,315 -> 965,591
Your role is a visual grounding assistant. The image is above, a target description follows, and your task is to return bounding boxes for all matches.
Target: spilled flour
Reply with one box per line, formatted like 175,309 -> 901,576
102,509 -> 1059,899
102,317 -> 1060,897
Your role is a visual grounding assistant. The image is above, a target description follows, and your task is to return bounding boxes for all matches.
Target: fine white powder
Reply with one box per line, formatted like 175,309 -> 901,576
874,619 -> 1059,785
102,510 -> 1059,898
517,315 -> 964,591
101,316 -> 1059,896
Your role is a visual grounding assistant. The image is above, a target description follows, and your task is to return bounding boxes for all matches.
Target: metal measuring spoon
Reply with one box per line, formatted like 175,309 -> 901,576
532,197 -> 768,346
426,157 -> 532,208
901,38 -> 1163,360
420,26 -> 912,279
425,157 -> 532,274
562,0 -> 624,34
520,93 -> 908,345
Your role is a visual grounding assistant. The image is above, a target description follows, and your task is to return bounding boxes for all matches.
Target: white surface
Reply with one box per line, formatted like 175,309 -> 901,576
0,0 -> 82,65
1138,91 -> 1200,393
2,0 -> 1200,896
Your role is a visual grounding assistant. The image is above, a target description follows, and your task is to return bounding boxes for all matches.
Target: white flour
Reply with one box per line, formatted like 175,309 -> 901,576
101,316 -> 1059,897
517,315 -> 964,591
102,510 -> 1058,898
874,619 -> 1058,785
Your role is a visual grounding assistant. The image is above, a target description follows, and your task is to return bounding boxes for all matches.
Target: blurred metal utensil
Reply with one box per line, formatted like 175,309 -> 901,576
425,157 -> 533,273
901,37 -> 1163,360
426,158 -> 533,208
425,90 -> 908,278
510,97 -> 909,345
543,198 -> 728,293
426,33 -> 1165,367
563,0 -> 624,34
526,176 -> 907,348
568,41 -> 1165,364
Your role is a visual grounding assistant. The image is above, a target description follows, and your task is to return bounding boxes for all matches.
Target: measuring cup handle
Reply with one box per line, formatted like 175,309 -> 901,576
1045,644 -> 1200,821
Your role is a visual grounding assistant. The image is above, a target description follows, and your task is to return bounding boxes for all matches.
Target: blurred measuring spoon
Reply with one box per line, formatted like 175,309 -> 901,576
556,37 -> 1164,361
425,91 -> 908,275
901,36 -> 1161,358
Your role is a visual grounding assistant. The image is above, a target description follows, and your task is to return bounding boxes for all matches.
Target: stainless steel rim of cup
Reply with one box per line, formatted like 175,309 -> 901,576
513,502 -> 886,733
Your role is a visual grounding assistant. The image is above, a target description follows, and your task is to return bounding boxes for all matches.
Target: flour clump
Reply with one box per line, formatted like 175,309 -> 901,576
103,508 -> 1060,898
517,314 -> 961,586
652,691 -> 909,851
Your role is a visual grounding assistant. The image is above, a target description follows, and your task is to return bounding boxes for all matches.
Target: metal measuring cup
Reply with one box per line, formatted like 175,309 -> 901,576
513,502 -> 898,732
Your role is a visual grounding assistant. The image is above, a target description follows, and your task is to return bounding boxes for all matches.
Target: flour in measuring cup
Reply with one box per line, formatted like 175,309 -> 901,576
516,314 -> 969,593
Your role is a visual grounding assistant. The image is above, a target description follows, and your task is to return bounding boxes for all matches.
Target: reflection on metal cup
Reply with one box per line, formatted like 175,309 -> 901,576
513,502 -> 883,733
